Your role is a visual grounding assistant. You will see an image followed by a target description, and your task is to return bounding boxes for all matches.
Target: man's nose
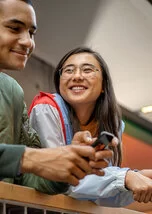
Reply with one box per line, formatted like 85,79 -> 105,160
18,32 -> 34,49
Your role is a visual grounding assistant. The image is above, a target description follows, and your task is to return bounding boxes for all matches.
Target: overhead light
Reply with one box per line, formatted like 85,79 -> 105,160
141,106 -> 152,114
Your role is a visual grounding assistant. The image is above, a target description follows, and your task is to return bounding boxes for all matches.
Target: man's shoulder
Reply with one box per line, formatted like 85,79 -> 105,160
0,72 -> 23,93
0,72 -> 15,82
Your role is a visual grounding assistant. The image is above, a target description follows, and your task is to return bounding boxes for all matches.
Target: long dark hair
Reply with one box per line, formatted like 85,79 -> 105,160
54,47 -> 122,166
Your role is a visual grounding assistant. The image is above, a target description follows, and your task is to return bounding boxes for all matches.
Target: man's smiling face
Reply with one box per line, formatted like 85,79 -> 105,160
0,0 -> 37,71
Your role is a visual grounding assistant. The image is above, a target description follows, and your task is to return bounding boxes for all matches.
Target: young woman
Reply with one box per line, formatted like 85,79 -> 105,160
29,47 -> 152,206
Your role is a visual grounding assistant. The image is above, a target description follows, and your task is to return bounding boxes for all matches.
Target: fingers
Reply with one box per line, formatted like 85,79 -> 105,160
73,155 -> 93,175
89,159 -> 109,169
111,137 -> 119,147
88,148 -> 113,169
92,169 -> 105,176
70,163 -> 86,180
72,131 -> 93,146
107,137 -> 119,150
67,175 -> 80,186
62,145 -> 95,176
89,150 -> 113,169
71,145 -> 95,161
133,186 -> 152,203
67,169 -> 105,186
126,171 -> 152,203
95,149 -> 113,161
144,192 -> 152,203
133,191 -> 152,203
81,131 -> 93,144
133,193 -> 146,203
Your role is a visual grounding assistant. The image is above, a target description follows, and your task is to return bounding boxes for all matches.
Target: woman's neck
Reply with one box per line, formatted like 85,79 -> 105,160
73,103 -> 95,125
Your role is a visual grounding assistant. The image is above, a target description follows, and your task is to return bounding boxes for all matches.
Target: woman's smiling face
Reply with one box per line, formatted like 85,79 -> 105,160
59,52 -> 103,109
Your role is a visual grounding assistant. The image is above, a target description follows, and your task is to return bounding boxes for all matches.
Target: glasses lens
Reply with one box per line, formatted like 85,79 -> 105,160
60,64 -> 99,79
60,67 -> 74,79
81,65 -> 96,78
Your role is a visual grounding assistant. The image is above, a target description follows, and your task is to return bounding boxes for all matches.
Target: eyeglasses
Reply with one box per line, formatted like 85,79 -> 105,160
59,63 -> 101,79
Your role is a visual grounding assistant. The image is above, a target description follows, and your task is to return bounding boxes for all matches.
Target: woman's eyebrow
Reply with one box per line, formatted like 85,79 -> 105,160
63,64 -> 75,68
64,63 -> 94,67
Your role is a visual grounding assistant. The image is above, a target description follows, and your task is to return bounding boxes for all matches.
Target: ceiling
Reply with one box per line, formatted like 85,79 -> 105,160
32,0 -> 152,123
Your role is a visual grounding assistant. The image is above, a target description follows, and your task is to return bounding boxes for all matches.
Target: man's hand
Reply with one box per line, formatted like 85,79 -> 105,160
125,170 -> 152,203
21,145 -> 96,186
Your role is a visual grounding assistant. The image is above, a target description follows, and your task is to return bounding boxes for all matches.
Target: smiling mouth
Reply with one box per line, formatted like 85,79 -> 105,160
11,49 -> 29,56
70,86 -> 87,92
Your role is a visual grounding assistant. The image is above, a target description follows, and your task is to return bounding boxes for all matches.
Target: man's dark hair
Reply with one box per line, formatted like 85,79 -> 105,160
0,0 -> 33,15
20,0 -> 33,6
0,0 -> 33,6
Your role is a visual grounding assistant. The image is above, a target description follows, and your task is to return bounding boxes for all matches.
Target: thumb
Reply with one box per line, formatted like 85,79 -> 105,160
82,131 -> 93,145
73,131 -> 93,145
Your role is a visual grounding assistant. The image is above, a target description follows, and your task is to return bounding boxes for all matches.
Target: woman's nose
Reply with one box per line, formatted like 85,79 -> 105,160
72,68 -> 84,80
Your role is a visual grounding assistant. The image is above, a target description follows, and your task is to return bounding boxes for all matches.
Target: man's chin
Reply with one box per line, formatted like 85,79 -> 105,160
7,62 -> 26,71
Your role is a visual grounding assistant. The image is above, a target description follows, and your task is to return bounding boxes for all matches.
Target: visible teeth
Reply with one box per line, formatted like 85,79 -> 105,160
71,87 -> 85,90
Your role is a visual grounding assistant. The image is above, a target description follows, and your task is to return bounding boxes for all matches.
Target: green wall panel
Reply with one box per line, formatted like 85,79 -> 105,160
123,118 -> 152,145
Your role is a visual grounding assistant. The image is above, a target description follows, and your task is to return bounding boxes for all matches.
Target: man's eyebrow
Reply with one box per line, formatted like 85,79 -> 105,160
7,19 -> 37,31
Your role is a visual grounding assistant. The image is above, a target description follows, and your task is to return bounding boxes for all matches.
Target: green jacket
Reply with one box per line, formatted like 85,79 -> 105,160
0,144 -> 25,179
0,72 -> 68,194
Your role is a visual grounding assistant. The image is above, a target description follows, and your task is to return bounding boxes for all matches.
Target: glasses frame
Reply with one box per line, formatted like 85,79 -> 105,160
59,63 -> 101,79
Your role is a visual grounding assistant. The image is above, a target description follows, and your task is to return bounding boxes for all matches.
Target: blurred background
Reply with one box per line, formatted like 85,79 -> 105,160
5,0 -> 152,169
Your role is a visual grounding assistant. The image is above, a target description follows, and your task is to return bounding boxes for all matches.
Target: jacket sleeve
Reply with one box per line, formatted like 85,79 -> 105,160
20,102 -> 42,148
17,173 -> 69,195
29,103 -> 134,207
67,167 -> 134,207
0,144 -> 25,179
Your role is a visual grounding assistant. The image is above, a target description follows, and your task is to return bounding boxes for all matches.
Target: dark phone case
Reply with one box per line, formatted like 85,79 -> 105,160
91,131 -> 114,148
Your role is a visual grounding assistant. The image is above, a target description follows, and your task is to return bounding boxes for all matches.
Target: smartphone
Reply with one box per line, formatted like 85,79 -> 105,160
91,131 -> 114,149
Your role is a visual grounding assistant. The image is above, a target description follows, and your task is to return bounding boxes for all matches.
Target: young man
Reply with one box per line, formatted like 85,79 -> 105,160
0,0 -> 113,194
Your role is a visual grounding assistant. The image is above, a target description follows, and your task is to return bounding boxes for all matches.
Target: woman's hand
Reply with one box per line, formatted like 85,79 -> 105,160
125,170 -> 152,203
72,131 -> 118,172
72,131 -> 93,146
139,169 -> 152,179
